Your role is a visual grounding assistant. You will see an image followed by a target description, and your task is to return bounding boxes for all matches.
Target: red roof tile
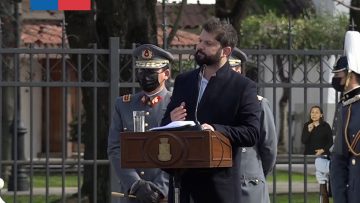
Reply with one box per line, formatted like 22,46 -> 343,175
21,2 -> 211,48
22,21 -> 198,48
157,28 -> 199,47
21,21 -> 67,48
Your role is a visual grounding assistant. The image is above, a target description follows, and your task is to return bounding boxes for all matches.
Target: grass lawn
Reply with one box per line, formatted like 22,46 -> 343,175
31,174 -> 81,187
1,170 -> 322,203
2,195 -> 60,203
1,173 -> 81,189
268,170 -> 317,183
2,193 -> 333,203
1,170 -> 314,188
271,193 -> 334,203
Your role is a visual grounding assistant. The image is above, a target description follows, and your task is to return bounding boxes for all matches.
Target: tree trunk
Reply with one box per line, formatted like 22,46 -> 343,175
277,55 -> 290,154
215,0 -> 252,40
166,0 -> 187,48
64,0 -> 157,202
283,0 -> 315,17
0,0 -> 17,181
350,0 -> 360,31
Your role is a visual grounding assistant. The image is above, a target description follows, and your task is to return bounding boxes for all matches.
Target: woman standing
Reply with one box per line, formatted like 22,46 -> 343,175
301,106 -> 333,155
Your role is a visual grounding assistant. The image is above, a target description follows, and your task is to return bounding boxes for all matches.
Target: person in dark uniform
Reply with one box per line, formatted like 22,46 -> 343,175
330,30 -> 360,203
161,17 -> 261,203
330,56 -> 348,145
230,47 -> 277,203
108,44 -> 174,203
324,56 -> 348,199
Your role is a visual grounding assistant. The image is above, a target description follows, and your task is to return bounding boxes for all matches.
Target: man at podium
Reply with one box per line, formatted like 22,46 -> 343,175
108,44 -> 174,203
161,17 -> 261,203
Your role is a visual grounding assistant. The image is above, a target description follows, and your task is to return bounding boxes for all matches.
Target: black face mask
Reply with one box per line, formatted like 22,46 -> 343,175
331,77 -> 345,92
136,69 -> 161,92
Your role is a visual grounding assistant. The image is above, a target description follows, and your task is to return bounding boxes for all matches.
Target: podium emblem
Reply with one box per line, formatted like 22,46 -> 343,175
158,138 -> 172,161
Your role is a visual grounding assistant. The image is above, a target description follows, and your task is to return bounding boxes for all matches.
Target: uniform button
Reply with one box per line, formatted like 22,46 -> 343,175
145,112 -> 150,116
123,127 -> 127,131
255,179 -> 259,184
242,148 -> 246,152
140,171 -> 145,176
145,123 -> 148,127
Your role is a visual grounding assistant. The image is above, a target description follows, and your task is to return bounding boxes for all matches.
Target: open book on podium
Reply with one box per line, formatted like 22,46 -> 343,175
120,121 -> 232,168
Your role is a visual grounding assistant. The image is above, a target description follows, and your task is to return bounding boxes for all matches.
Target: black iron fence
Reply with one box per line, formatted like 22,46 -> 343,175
0,37 -> 342,203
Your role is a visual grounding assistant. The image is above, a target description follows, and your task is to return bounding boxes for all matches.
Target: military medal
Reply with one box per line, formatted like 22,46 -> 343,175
352,158 -> 356,165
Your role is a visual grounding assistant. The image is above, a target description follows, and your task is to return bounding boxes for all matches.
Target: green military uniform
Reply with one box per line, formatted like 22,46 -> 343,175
108,44 -> 173,203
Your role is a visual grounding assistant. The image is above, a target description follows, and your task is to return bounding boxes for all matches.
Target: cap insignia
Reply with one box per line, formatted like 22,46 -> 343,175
142,49 -> 153,59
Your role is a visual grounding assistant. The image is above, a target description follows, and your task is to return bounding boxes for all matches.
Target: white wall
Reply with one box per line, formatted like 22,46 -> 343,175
20,58 -> 43,159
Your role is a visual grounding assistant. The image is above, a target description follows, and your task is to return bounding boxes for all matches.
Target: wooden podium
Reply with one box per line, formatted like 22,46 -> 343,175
120,131 -> 232,169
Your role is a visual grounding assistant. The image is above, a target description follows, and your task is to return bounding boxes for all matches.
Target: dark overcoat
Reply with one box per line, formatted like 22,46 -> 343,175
161,62 -> 261,203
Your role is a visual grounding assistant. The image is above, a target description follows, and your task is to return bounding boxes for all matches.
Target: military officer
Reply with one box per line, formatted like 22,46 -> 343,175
108,44 -> 173,203
330,30 -> 360,203
330,56 -> 348,144
230,47 -> 277,203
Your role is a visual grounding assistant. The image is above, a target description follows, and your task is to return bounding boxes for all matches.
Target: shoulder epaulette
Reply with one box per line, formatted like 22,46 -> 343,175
122,94 -> 131,102
343,94 -> 360,106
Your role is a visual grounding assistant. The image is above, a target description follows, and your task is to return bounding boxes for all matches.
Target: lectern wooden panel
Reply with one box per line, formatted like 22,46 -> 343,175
121,131 -> 232,168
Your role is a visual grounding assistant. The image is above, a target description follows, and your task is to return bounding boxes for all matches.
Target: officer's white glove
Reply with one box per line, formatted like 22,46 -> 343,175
130,179 -> 162,203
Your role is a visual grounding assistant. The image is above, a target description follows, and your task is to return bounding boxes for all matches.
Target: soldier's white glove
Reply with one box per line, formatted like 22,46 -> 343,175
130,179 -> 162,203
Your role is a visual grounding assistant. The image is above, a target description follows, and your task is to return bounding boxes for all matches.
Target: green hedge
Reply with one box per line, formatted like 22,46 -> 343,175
240,12 -> 348,49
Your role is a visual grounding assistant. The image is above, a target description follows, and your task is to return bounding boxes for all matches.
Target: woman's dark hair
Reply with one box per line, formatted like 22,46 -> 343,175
308,105 -> 324,123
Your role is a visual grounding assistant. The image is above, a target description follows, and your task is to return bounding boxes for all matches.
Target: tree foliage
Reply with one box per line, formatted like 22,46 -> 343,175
239,12 -> 348,49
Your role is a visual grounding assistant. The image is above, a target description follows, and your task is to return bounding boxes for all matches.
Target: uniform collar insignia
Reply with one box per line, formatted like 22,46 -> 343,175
122,94 -> 131,102
141,95 -> 162,107
342,87 -> 360,106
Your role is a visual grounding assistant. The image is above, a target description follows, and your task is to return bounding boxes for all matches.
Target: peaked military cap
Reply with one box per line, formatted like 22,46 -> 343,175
332,56 -> 348,73
229,47 -> 248,67
133,44 -> 174,69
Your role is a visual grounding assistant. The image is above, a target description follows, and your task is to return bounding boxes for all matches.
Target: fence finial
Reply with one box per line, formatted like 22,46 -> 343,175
349,18 -> 357,31
60,18 -> 67,48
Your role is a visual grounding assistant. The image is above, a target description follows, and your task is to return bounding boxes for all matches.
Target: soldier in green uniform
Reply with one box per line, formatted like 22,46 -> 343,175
108,44 -> 174,203
230,47 -> 277,203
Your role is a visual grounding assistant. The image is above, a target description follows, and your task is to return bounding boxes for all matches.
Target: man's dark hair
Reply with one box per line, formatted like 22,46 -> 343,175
202,17 -> 238,48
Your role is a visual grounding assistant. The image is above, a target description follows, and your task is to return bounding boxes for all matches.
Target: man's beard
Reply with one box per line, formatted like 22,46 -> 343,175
194,48 -> 222,66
